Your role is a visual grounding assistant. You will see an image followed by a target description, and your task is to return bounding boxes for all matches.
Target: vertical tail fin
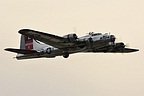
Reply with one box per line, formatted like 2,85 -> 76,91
20,35 -> 48,51
20,35 -> 33,50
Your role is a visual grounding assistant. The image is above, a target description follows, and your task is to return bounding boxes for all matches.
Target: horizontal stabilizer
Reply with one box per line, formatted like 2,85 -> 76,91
4,48 -> 38,54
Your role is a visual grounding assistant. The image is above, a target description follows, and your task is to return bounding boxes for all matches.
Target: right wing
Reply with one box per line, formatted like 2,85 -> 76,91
18,29 -> 77,49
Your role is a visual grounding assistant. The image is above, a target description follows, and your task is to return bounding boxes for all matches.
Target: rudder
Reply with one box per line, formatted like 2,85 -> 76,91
20,35 -> 33,50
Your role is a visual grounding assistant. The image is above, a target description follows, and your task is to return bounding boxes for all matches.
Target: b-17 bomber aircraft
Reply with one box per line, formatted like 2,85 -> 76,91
5,29 -> 139,60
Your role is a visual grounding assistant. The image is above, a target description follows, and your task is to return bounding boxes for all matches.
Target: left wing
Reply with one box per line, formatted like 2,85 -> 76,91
91,42 -> 139,53
19,29 -> 77,49
109,48 -> 139,53
95,47 -> 139,53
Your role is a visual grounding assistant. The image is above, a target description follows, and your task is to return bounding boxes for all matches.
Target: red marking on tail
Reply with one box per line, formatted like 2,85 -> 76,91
24,36 -> 33,50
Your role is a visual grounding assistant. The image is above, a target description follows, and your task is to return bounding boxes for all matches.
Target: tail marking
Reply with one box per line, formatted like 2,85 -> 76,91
24,36 -> 33,50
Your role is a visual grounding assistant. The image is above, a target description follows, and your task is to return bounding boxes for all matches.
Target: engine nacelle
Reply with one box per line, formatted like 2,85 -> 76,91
115,42 -> 125,50
63,34 -> 78,42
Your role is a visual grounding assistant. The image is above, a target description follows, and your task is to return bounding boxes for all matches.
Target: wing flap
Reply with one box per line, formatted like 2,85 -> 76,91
5,48 -> 38,54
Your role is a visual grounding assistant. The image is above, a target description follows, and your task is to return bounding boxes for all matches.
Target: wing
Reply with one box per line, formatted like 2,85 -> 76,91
94,47 -> 139,53
5,48 -> 38,54
18,29 -> 76,49
110,48 -> 139,53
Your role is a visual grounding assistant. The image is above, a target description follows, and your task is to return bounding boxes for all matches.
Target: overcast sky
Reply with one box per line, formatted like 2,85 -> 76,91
0,0 -> 144,96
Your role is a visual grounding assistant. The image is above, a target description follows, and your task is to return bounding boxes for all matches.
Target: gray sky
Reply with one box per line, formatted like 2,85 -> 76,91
0,0 -> 144,96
